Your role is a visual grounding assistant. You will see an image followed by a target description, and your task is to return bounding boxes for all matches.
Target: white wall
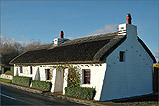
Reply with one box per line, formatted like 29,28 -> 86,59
14,63 -> 107,99
51,69 -> 63,92
100,24 -> 154,101
14,65 -> 65,93
63,68 -> 68,94
0,74 -> 13,80
62,64 -> 107,100
14,66 -> 32,78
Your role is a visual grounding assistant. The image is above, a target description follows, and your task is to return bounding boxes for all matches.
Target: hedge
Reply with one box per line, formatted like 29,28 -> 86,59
12,76 -> 32,87
0,78 -> 12,83
65,87 -> 95,100
31,80 -> 51,91
10,66 -> 14,76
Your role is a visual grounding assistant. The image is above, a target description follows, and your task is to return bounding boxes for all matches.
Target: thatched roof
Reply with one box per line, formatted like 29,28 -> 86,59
10,32 -> 156,65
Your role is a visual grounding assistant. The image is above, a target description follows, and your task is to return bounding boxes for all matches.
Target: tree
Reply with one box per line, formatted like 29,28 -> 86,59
0,39 -> 41,66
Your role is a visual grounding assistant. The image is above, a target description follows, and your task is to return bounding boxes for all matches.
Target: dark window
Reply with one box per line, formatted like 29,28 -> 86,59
120,51 -> 125,62
30,66 -> 33,74
83,69 -> 90,84
45,69 -> 51,80
20,66 -> 23,73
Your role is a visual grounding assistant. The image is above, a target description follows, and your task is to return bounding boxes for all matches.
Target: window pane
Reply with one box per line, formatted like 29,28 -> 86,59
20,67 -> 22,73
120,51 -> 125,62
46,69 -> 51,80
84,69 -> 90,84
30,66 -> 32,74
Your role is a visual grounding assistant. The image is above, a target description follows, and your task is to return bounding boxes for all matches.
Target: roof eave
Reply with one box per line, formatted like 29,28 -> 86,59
12,61 -> 105,66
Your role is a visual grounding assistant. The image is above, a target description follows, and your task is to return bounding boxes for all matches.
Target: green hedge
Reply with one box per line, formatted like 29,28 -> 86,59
10,66 -> 14,76
31,80 -> 51,91
0,78 -> 12,83
12,76 -> 32,87
65,87 -> 95,100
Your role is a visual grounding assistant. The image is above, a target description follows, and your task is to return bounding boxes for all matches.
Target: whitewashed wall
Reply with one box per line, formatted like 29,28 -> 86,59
14,65 -> 64,93
51,69 -> 63,92
14,66 -> 32,77
14,63 -> 107,99
100,24 -> 154,101
62,63 -> 107,100
0,74 -> 13,80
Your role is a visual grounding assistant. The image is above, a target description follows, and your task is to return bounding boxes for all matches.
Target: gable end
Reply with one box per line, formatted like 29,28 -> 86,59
138,37 -> 156,63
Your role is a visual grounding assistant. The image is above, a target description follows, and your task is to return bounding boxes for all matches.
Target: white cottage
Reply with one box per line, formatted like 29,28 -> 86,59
0,54 -> 2,70
10,14 -> 156,101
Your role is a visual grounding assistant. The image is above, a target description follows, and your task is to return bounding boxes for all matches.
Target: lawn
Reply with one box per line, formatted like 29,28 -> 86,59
0,78 -> 12,83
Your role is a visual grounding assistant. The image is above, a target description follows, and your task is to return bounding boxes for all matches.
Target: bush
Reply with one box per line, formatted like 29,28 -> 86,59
4,71 -> 11,75
65,87 -> 95,100
31,80 -> 51,91
67,65 -> 80,87
0,78 -> 12,83
12,76 -> 32,87
10,66 -> 14,76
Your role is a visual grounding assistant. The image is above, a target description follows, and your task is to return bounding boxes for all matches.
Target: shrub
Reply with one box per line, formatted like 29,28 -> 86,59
12,76 -> 32,87
10,66 -> 14,76
4,71 -> 11,75
67,65 -> 80,87
31,80 -> 51,91
65,87 -> 95,100
0,78 -> 12,83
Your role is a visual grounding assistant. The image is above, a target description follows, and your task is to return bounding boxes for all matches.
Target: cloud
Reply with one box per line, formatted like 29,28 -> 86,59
153,49 -> 159,62
17,40 -> 36,46
1,35 -> 38,47
90,24 -> 118,36
0,35 -> 3,39
67,36 -> 76,40
146,40 -> 152,43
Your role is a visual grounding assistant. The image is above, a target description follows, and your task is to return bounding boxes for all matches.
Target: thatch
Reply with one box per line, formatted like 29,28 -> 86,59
10,32 -> 156,65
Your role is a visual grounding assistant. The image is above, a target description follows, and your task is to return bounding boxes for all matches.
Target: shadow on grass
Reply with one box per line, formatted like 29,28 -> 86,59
112,93 -> 158,103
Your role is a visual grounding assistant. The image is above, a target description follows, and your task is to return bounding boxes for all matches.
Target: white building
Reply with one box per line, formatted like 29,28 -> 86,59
10,14 -> 156,101
0,54 -> 2,70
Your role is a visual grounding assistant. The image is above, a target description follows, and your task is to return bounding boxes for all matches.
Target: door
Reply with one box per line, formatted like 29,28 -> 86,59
46,69 -> 52,80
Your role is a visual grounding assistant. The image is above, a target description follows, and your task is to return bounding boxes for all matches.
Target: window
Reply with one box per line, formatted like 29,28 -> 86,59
83,69 -> 91,84
30,66 -> 33,74
20,66 -> 23,73
45,69 -> 51,80
120,51 -> 125,62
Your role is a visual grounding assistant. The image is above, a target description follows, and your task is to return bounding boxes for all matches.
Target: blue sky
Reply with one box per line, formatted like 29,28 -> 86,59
1,1 -> 159,61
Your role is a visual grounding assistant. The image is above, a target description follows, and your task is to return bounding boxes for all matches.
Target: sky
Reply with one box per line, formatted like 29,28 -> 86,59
0,1 -> 159,61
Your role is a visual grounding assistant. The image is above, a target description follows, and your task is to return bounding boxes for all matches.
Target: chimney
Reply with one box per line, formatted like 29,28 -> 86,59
60,31 -> 64,38
53,31 -> 69,45
126,13 -> 132,24
118,13 -> 137,37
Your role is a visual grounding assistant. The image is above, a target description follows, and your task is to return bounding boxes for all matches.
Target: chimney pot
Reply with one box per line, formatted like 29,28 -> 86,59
126,13 -> 132,24
60,31 -> 64,38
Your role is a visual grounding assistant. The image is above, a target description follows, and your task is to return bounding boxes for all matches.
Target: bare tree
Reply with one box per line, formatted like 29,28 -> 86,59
0,39 -> 41,66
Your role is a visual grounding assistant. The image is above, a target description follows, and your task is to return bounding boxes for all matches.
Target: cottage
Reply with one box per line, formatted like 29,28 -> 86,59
0,54 -> 2,71
10,14 -> 156,101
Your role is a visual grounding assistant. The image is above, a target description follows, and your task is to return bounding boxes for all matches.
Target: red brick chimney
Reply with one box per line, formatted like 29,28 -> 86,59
126,13 -> 132,24
60,31 -> 64,38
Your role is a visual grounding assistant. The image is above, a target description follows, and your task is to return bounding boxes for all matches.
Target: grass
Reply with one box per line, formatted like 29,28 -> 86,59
97,93 -> 159,106
0,78 -> 12,83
